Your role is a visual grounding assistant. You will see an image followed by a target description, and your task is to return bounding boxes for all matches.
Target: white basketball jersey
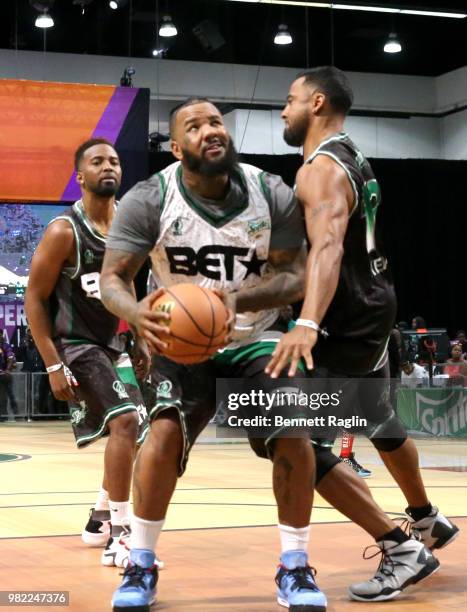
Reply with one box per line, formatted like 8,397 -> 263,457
150,162 -> 279,343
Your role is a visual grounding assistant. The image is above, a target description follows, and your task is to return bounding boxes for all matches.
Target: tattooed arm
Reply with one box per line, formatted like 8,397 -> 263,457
235,245 -> 307,313
266,155 -> 354,377
100,249 -> 169,353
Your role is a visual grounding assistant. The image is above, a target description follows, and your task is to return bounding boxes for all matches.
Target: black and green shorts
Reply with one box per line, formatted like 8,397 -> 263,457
149,327 -> 308,475
62,345 -> 148,448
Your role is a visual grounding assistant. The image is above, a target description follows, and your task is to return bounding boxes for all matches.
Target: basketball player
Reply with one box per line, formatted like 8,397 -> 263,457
101,99 -> 443,611
266,67 -> 459,601
101,98 -> 328,611
25,138 -> 155,568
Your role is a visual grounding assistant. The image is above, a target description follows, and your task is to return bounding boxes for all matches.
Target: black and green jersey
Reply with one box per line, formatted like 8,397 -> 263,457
50,200 -> 122,354
305,133 -> 397,375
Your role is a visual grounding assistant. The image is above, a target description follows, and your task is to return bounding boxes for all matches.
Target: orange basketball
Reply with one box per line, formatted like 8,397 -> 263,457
152,284 -> 229,364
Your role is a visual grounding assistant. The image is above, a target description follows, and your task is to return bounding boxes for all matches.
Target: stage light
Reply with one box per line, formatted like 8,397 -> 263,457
274,24 -> 292,45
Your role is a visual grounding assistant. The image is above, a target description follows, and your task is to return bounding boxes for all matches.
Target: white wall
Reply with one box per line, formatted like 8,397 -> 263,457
224,109 -> 441,158
0,48 -> 465,159
0,49 -> 439,113
441,109 -> 467,159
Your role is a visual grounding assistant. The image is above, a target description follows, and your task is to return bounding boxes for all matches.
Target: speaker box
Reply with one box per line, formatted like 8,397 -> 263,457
192,20 -> 225,53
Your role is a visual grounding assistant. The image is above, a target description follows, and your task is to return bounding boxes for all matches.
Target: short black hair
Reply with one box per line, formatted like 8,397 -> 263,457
74,137 -> 116,171
169,97 -> 220,137
296,66 -> 354,115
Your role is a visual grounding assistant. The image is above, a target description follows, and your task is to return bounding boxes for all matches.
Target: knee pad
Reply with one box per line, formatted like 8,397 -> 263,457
312,441 -> 340,485
367,412 -> 407,452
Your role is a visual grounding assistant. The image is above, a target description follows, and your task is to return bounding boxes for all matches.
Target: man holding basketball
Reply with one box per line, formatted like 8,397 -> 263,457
101,98 -> 328,612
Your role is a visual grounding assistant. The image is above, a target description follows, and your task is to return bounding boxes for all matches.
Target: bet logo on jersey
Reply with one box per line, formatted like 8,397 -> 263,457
165,246 -> 267,281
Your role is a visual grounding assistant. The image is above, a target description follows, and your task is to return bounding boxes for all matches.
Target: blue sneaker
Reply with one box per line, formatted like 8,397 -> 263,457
276,551 -> 327,611
112,549 -> 158,612
340,453 -> 372,478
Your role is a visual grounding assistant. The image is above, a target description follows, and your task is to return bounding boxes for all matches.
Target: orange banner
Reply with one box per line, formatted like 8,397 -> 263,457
0,79 -> 115,201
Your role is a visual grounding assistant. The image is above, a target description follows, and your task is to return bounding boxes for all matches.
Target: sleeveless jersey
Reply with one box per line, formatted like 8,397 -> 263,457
50,200 -> 122,354
150,162 -> 279,344
306,133 -> 397,375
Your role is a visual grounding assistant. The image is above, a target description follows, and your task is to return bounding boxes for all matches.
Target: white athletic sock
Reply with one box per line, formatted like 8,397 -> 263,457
278,524 -> 310,554
131,515 -> 165,552
109,500 -> 130,527
95,487 -> 109,511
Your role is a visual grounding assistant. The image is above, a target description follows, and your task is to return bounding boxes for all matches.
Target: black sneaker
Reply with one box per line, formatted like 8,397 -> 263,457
82,507 -> 110,547
340,452 -> 372,478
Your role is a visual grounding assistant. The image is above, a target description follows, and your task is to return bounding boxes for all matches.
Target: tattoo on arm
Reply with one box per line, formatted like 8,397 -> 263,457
310,201 -> 335,219
100,249 -> 148,322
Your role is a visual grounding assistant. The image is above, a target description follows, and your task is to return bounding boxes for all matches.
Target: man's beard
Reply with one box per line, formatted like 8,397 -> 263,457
182,140 -> 239,177
91,180 -> 120,197
283,113 -> 309,147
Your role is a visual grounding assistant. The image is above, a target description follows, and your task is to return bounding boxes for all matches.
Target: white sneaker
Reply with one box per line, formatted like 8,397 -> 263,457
101,524 -> 131,567
348,538 -> 440,602
405,506 -> 460,550
101,524 -> 166,570
81,508 -> 110,547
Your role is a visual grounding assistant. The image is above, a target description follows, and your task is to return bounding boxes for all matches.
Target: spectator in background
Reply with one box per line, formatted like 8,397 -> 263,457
0,329 -> 19,420
452,330 -> 467,356
411,316 -> 427,332
401,361 -> 428,388
18,327 -> 50,416
444,343 -> 467,386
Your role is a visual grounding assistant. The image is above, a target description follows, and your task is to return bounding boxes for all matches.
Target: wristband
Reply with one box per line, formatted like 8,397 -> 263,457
46,362 -> 64,374
295,318 -> 329,338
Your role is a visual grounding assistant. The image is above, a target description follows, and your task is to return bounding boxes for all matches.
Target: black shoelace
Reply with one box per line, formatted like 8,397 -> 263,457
279,566 -> 319,592
362,545 -> 396,581
120,564 -> 153,589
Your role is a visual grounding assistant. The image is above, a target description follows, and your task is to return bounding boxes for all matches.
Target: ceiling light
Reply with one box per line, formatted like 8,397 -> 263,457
274,24 -> 292,45
35,10 -> 54,28
384,32 -> 402,53
225,1 -> 466,18
109,0 -> 128,8
159,15 -> 177,37
400,9 -> 466,18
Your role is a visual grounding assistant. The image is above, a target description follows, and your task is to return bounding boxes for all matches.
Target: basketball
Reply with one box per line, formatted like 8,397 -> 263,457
152,284 -> 229,364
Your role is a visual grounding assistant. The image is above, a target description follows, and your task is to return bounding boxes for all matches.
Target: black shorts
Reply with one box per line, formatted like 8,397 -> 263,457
310,362 -> 395,448
63,346 -> 148,448
149,334 -> 308,475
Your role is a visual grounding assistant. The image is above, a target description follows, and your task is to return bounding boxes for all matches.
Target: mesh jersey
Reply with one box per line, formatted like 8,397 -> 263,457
307,133 -> 397,375
50,200 -> 122,354
150,162 -> 280,344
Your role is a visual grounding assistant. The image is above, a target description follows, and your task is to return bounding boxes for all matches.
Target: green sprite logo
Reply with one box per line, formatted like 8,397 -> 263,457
415,390 -> 467,436
247,218 -> 270,236
84,249 -> 94,264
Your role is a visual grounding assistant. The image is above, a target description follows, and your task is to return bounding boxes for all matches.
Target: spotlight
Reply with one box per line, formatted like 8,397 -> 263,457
384,32 -> 402,53
109,0 -> 128,9
159,15 -> 178,38
274,24 -> 292,45
152,48 -> 167,57
120,66 -> 135,87
35,10 -> 54,28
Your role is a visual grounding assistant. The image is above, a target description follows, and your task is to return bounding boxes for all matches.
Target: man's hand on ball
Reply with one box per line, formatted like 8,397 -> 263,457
212,289 -> 236,344
134,289 -> 171,353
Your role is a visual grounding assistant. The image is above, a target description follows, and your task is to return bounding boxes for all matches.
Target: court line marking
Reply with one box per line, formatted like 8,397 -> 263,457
2,515 -> 466,540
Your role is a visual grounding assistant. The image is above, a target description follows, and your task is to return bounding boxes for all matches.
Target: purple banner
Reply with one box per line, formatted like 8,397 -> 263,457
61,87 -> 139,202
0,301 -> 26,344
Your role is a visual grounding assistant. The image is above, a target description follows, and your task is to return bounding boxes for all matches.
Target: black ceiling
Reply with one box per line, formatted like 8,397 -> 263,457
3,0 -> 467,77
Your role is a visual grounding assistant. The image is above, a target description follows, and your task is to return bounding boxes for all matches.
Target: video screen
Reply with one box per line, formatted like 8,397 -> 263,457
0,203 -> 68,301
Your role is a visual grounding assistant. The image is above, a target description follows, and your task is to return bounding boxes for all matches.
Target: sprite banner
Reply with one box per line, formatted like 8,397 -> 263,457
396,387 -> 467,437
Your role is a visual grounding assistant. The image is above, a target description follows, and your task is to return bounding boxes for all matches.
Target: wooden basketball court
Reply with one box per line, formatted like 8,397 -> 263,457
1,421 -> 466,611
